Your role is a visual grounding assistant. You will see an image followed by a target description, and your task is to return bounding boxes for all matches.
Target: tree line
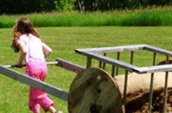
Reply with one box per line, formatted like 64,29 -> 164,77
0,0 -> 171,14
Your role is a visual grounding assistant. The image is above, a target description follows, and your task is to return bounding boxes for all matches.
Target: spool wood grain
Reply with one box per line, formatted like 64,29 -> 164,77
68,68 -> 123,113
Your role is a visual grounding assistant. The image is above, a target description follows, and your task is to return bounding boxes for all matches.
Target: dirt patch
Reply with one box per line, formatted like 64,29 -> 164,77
125,88 -> 172,113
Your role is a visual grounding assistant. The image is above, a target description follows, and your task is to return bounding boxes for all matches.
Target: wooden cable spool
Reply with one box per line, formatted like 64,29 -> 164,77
68,68 -> 124,113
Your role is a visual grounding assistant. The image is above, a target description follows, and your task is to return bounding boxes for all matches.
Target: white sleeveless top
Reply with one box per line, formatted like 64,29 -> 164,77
17,34 -> 45,63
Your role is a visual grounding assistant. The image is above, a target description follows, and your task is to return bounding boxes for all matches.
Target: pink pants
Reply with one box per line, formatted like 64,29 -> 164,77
26,61 -> 54,113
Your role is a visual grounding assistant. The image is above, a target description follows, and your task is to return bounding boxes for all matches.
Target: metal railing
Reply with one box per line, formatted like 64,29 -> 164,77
76,44 -> 172,113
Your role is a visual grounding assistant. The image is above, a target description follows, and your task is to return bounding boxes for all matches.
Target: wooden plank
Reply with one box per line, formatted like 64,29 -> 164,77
0,66 -> 68,101
56,58 -> 85,73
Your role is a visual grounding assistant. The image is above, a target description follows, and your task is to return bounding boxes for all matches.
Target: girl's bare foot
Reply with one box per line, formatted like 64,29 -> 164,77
55,110 -> 63,113
49,106 -> 56,113
49,106 -> 63,113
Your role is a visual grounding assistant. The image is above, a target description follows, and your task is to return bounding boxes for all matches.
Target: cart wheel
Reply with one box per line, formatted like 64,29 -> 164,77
68,68 -> 124,113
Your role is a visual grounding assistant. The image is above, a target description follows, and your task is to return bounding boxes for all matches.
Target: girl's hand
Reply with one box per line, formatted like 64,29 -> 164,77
15,64 -> 23,68
42,42 -> 52,58
17,41 -> 27,67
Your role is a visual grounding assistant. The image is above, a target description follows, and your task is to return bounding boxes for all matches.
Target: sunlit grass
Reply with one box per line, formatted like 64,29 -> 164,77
0,26 -> 172,113
0,7 -> 172,28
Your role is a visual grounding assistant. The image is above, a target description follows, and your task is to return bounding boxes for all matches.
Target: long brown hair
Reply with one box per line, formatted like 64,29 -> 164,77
11,17 -> 40,52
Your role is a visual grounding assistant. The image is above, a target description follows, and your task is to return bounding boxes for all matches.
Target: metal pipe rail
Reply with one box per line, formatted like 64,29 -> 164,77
0,64 -> 68,101
75,44 -> 172,113
0,58 -> 85,101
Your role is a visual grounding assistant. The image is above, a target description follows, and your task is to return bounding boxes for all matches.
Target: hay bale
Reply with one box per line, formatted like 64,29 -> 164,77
115,72 -> 172,112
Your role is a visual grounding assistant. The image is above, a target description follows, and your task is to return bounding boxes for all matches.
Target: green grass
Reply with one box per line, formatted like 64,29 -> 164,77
1,7 -> 172,27
1,26 -> 172,113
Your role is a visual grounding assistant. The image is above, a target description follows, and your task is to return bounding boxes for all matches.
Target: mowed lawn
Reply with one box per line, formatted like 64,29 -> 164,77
0,26 -> 172,113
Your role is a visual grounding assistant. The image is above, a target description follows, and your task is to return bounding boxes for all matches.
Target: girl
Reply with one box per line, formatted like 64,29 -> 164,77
11,17 -> 62,113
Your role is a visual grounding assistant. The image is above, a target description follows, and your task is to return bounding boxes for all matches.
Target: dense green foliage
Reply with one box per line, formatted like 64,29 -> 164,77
1,26 -> 172,113
0,7 -> 172,27
0,0 -> 55,14
0,0 -> 171,14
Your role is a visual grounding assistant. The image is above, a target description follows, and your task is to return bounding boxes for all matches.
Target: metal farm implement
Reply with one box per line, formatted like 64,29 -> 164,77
1,44 -> 172,113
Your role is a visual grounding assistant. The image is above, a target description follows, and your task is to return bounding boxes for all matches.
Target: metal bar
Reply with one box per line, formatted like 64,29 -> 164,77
76,45 -> 172,74
102,53 -> 106,70
152,52 -> 156,66
56,58 -> 85,73
99,61 -> 102,68
144,45 -> 172,57
86,56 -> 92,68
116,52 -> 120,75
111,52 -> 116,77
123,70 -> 128,106
163,55 -> 169,113
0,66 -> 68,101
111,65 -> 115,77
149,73 -> 154,113
135,64 -> 172,73
75,44 -> 145,53
3,61 -> 58,68
130,51 -> 134,64
149,52 -> 156,113
163,71 -> 169,113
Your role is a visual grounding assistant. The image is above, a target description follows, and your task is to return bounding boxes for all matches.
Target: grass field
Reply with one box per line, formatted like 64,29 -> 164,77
0,26 -> 172,113
1,7 -> 172,28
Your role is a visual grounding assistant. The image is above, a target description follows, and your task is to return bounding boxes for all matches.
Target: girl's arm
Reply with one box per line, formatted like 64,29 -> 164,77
42,42 -> 52,58
16,42 -> 27,67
